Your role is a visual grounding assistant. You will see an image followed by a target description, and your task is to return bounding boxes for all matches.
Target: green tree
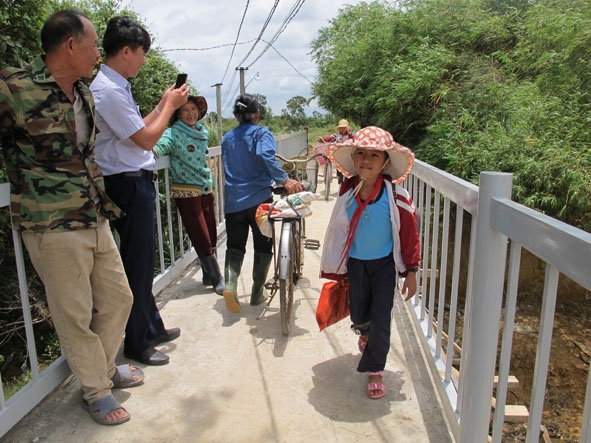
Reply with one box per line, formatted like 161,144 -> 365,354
0,0 -> 46,69
0,0 -> 189,387
62,0 -> 182,113
283,95 -> 309,119
311,0 -> 591,231
252,93 -> 270,120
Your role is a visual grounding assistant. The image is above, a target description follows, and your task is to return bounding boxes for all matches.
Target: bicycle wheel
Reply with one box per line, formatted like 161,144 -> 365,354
324,161 -> 332,201
279,220 -> 296,335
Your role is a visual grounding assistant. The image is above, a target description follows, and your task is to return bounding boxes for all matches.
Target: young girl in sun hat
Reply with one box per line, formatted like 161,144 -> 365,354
320,126 -> 421,399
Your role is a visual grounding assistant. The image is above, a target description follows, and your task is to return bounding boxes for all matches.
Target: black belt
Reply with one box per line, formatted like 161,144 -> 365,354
111,169 -> 157,182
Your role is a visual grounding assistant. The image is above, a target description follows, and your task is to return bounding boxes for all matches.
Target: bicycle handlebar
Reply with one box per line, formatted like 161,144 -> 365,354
275,152 -> 325,165
272,186 -> 288,196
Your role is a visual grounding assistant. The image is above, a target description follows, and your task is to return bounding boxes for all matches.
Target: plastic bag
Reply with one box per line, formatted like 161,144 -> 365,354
255,203 -> 280,238
315,280 -> 350,331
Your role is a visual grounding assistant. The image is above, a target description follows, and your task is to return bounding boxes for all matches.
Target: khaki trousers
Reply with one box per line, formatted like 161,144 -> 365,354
22,215 -> 133,403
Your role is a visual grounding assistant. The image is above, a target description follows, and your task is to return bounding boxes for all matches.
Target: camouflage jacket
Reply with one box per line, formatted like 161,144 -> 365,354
0,56 -> 122,232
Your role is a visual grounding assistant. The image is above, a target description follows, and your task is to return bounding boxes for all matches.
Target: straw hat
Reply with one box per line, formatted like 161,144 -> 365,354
327,126 -> 414,183
335,119 -> 351,131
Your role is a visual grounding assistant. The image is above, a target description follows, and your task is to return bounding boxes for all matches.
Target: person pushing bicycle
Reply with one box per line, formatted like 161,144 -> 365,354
314,118 -> 355,184
221,94 -> 302,314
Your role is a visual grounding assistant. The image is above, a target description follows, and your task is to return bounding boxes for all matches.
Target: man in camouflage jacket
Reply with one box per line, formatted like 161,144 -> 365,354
0,10 -> 138,426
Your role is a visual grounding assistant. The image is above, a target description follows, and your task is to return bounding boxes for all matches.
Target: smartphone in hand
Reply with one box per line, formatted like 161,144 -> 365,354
174,73 -> 187,89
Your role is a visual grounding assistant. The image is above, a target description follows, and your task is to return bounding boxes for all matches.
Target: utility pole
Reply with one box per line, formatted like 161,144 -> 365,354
237,67 -> 248,94
211,83 -> 223,143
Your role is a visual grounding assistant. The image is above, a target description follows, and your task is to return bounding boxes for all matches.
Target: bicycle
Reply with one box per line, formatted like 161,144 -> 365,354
313,142 -> 334,201
257,154 -> 322,335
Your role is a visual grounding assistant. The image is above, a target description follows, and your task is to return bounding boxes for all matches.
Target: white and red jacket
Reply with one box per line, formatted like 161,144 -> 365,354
320,176 -> 421,281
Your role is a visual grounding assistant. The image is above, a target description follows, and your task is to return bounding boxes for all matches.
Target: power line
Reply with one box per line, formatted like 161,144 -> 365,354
221,0 -> 280,110
220,0 -> 251,84
159,1 -> 314,112
160,39 -> 257,53
234,0 -> 280,69
246,0 -> 307,69
262,39 -> 313,85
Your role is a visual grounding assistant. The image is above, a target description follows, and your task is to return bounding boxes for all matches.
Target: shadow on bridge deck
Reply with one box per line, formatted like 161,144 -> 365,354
3,178 -> 454,443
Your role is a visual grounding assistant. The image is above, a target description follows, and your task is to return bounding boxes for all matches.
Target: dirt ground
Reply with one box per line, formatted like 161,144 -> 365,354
499,294 -> 591,442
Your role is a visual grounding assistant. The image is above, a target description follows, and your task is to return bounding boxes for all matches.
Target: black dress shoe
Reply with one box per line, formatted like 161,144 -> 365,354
150,327 -> 181,346
124,347 -> 169,366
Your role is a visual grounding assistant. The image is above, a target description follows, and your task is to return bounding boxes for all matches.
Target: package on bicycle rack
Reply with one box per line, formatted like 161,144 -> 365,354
272,191 -> 320,210
270,205 -> 313,219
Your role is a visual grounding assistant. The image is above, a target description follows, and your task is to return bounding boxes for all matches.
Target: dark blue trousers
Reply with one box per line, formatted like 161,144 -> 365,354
225,199 -> 273,254
104,175 -> 166,354
347,254 -> 397,373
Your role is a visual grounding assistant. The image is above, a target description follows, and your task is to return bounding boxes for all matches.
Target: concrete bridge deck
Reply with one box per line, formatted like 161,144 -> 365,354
3,185 -> 453,443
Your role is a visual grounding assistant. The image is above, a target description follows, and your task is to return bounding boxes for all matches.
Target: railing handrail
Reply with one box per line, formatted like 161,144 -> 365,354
0,131 -> 307,437
406,159 -> 591,442
3,130 -> 590,441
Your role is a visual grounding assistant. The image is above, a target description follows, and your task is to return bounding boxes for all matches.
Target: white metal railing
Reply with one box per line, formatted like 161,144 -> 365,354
0,131 -> 307,437
3,134 -> 590,441
274,130 -> 309,159
152,145 -> 225,294
404,161 -> 591,442
0,149 -> 225,437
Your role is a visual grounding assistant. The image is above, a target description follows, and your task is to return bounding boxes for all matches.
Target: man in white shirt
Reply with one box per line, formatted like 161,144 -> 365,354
91,16 -> 188,366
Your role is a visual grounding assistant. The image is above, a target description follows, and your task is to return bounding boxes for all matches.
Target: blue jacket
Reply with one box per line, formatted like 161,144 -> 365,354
221,123 -> 288,213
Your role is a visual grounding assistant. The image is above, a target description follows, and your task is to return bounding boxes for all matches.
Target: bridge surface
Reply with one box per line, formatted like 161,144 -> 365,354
2,188 -> 453,443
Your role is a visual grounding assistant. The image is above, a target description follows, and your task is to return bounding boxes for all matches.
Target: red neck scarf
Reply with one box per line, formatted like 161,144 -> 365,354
337,174 -> 384,272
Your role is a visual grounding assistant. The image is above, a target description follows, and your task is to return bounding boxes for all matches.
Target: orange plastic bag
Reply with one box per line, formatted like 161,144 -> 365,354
316,280 -> 350,331
255,203 -> 280,238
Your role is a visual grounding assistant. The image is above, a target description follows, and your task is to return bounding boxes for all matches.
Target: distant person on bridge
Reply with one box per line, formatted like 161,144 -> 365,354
320,126 -> 421,400
221,94 -> 303,314
153,95 -> 225,295
314,118 -> 355,184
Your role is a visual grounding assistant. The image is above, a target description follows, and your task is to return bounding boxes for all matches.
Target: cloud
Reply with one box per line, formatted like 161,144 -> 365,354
123,0 -> 362,116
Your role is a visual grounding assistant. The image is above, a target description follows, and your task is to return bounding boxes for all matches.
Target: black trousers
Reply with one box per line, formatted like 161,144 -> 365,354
347,254 -> 397,373
104,174 -> 166,354
225,198 -> 273,254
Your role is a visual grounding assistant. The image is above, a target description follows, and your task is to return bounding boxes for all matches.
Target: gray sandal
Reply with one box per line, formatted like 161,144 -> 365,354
111,364 -> 144,388
86,394 -> 130,425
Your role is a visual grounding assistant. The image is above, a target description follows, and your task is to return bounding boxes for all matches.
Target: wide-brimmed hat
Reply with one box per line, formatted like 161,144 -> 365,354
327,126 -> 414,183
335,118 -> 350,131
172,95 -> 208,124
189,95 -> 208,120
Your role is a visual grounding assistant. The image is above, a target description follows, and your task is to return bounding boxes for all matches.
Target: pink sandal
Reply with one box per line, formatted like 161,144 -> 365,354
368,371 -> 385,399
358,337 -> 367,353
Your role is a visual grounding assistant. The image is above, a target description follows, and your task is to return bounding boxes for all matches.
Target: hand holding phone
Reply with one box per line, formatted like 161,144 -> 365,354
174,73 -> 188,89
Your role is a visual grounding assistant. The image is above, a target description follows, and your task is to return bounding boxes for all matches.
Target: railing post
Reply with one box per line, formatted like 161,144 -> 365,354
459,172 -> 512,442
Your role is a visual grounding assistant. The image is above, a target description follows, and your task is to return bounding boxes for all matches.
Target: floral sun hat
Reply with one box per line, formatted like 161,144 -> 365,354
327,126 -> 414,183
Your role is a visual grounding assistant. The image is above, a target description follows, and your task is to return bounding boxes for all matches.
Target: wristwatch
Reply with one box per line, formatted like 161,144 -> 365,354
406,268 -> 419,273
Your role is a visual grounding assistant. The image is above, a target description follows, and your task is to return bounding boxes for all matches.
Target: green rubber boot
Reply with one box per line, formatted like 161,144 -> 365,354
223,249 -> 244,313
250,251 -> 273,306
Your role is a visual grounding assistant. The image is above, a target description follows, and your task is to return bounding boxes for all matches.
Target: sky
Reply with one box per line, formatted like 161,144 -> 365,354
124,0 -> 366,117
